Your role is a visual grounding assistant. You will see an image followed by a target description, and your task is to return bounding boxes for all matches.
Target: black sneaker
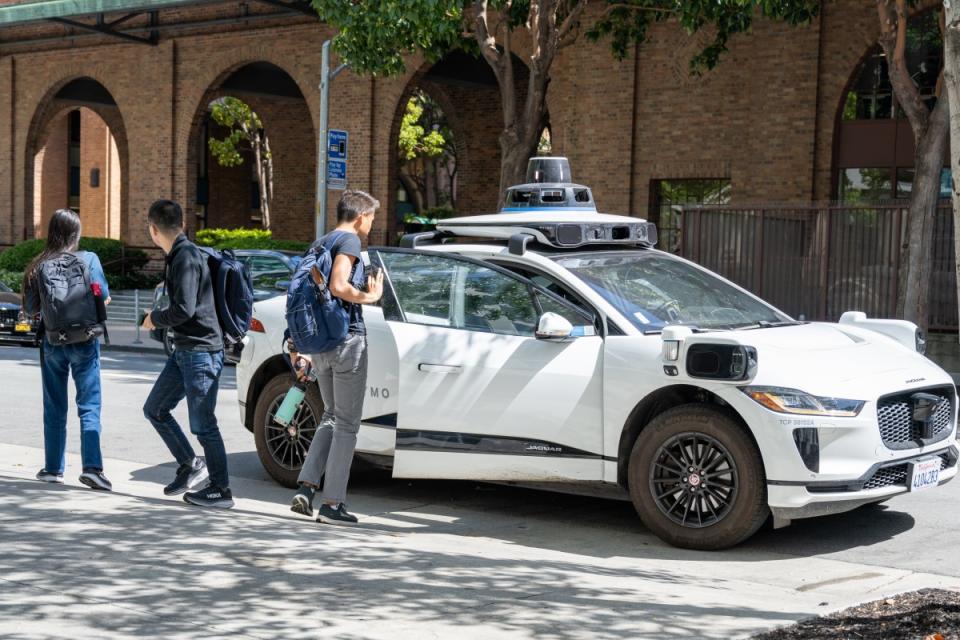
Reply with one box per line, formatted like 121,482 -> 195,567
79,469 -> 112,491
291,485 -> 315,517
184,484 -> 234,509
164,458 -> 208,496
316,503 -> 358,526
35,469 -> 64,484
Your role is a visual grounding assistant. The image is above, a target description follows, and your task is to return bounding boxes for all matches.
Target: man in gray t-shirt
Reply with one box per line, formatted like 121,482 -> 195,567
290,190 -> 383,526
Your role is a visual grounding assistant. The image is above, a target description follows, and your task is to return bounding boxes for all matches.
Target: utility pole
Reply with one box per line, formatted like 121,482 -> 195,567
315,39 -> 348,241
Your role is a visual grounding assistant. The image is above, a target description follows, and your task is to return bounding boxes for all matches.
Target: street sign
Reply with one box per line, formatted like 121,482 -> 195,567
328,159 -> 347,190
328,129 -> 347,160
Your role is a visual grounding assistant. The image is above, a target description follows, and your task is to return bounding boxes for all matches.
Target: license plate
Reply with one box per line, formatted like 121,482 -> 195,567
908,457 -> 941,492
14,322 -> 31,333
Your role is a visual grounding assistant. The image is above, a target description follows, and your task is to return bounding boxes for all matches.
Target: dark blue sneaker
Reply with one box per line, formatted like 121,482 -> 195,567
184,484 -> 234,509
164,458 -> 207,496
35,469 -> 63,484
79,469 -> 112,491
291,485 -> 315,517
316,503 -> 358,526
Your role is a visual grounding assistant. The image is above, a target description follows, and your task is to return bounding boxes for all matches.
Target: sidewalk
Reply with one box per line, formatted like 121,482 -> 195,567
1,443 -> 958,640
102,322 -> 164,355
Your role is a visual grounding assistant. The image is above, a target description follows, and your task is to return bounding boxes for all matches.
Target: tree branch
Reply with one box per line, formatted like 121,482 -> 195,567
599,3 -> 676,21
877,0 -> 929,137
557,0 -> 587,43
474,0 -> 502,81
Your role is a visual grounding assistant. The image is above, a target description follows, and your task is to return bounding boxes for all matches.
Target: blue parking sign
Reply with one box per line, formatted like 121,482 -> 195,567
328,130 -> 348,160
328,159 -> 347,190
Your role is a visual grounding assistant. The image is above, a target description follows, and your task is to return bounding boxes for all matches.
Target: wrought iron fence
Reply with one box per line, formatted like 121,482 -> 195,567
676,204 -> 957,330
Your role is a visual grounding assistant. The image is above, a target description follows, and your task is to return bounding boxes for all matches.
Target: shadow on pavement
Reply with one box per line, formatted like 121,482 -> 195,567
0,476 -> 801,640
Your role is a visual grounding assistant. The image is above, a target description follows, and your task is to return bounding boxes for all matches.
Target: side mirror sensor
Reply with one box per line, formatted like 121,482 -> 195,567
536,312 -> 574,341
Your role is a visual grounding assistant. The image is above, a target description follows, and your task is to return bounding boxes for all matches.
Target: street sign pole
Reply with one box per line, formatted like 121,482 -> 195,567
315,40 -> 331,241
315,39 -> 348,241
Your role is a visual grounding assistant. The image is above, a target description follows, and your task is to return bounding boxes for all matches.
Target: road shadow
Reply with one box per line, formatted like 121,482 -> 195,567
0,476 -> 803,640
126,454 -> 918,566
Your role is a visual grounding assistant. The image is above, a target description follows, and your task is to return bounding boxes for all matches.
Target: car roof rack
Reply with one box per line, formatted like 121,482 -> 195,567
398,229 -> 453,249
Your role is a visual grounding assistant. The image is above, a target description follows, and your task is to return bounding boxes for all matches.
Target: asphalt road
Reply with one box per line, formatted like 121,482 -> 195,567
2,343 -> 959,579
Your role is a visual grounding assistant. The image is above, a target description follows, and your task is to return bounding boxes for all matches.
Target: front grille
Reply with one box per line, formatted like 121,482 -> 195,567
876,386 -> 955,450
0,308 -> 17,325
861,453 -> 953,490
808,451 -> 955,493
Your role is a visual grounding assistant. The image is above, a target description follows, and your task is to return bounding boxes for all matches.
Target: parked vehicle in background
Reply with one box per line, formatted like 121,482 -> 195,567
149,249 -> 302,356
0,282 -> 39,347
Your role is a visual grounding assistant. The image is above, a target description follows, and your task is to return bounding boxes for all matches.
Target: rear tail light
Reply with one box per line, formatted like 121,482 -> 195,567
250,318 -> 266,333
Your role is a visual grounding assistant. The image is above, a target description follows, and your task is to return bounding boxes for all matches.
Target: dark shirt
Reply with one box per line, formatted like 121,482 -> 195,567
311,230 -> 365,336
151,234 -> 223,352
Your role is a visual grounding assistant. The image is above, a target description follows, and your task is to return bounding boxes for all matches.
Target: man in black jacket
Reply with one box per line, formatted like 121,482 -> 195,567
141,200 -> 233,508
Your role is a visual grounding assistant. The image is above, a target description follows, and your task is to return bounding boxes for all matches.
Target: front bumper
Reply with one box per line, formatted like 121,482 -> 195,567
0,328 -> 38,344
768,444 -> 959,521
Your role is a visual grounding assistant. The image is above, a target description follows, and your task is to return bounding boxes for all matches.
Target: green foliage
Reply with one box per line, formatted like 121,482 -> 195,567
208,97 -> 267,168
197,228 -> 272,247
0,237 -> 148,274
196,228 -> 309,252
0,239 -> 44,272
0,270 -> 23,293
309,1 -> 821,77
309,0 -> 466,76
586,0 -> 821,73
403,205 -> 457,225
398,96 -> 447,161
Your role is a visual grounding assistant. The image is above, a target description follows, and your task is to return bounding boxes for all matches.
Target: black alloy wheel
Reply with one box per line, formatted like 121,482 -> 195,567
649,432 -> 739,528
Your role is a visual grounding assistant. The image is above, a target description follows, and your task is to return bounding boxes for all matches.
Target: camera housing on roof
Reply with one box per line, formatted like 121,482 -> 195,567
502,156 -> 596,212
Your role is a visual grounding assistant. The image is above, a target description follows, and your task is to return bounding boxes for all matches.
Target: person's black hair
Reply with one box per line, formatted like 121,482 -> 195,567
336,190 -> 380,224
148,199 -> 184,234
24,209 -> 82,291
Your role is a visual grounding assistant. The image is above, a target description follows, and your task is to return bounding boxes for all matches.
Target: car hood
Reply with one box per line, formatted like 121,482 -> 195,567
695,322 -> 951,398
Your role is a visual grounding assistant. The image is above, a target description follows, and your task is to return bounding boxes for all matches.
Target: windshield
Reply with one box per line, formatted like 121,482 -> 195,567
552,251 -> 790,331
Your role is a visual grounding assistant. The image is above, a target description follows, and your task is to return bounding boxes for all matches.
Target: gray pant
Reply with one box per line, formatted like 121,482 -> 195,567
298,333 -> 368,503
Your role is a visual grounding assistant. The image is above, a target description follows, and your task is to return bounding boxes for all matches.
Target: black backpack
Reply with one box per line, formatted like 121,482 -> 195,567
197,247 -> 254,346
36,252 -> 107,345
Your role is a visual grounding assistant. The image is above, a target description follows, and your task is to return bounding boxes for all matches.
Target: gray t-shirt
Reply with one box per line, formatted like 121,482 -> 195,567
313,231 -> 365,336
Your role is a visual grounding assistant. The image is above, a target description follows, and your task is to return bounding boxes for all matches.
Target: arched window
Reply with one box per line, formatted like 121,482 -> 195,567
835,9 -> 950,202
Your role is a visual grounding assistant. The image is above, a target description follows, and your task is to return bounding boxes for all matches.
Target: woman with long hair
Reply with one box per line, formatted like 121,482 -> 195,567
23,209 -> 113,490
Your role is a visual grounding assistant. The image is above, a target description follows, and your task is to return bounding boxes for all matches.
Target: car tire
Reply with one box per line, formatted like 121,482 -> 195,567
253,374 -> 324,488
163,330 -> 175,357
628,404 -> 768,550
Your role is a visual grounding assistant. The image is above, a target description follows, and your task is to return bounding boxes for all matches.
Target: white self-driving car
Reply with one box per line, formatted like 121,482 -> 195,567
235,176 -> 957,550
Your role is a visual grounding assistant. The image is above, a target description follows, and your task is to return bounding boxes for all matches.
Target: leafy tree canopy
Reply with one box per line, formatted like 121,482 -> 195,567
398,95 -> 448,161
208,97 -> 266,167
310,0 -> 820,77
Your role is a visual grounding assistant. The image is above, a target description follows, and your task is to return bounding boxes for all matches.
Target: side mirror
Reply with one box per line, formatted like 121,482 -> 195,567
536,312 -> 574,341
275,280 -> 290,291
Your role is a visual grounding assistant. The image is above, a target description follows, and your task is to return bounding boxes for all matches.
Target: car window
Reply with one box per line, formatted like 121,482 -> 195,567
245,256 -> 290,275
377,251 -> 542,337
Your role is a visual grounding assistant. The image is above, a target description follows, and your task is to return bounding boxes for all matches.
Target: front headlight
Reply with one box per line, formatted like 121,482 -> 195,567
742,386 -> 865,417
916,329 -> 927,355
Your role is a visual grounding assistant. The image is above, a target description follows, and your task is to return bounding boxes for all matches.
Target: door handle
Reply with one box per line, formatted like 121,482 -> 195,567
418,363 -> 462,374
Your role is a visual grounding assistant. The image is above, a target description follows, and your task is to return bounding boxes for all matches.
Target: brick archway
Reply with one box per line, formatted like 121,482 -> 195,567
24,76 -> 130,243
385,51 -> 530,244
182,59 -> 317,241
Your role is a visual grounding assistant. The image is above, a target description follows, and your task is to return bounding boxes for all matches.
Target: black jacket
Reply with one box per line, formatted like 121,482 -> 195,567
151,234 -> 222,352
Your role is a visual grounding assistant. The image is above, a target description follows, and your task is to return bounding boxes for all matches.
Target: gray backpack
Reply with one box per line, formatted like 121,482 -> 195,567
36,252 -> 106,345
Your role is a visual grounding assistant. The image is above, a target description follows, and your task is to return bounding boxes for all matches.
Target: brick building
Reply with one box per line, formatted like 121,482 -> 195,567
0,0 -> 940,252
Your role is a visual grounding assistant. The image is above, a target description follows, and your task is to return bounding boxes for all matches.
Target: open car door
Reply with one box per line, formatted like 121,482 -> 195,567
370,248 -> 607,482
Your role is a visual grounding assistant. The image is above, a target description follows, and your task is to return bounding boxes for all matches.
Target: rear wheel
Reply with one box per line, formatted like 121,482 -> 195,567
628,404 -> 768,550
253,374 -> 323,488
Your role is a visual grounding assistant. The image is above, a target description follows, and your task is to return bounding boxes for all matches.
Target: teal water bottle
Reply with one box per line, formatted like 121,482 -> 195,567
274,383 -> 306,427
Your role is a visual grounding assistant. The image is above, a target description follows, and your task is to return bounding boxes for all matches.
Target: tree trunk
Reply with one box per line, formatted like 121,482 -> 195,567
498,125 -> 540,206
944,2 -> 960,342
398,165 -> 426,215
898,98 -> 948,330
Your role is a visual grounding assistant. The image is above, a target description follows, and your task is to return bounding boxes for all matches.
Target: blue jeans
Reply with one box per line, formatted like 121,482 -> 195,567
143,349 -> 228,488
41,338 -> 103,474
